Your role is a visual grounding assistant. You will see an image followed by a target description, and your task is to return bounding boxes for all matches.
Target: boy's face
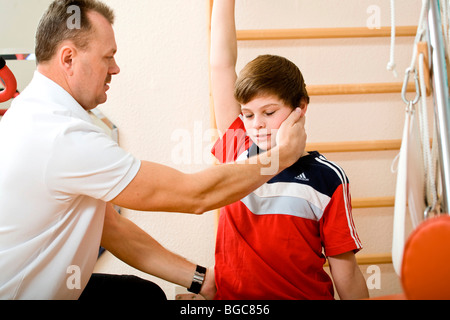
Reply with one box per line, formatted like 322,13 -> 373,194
241,95 -> 294,151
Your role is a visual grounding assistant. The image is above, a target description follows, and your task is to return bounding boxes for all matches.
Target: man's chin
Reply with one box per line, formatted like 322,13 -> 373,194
97,94 -> 108,105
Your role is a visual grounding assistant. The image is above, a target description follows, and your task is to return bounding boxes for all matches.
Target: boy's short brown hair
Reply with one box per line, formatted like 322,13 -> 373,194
234,54 -> 309,108
35,0 -> 115,64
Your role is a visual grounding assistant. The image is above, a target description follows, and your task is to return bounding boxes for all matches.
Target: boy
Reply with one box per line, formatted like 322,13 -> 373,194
210,0 -> 369,299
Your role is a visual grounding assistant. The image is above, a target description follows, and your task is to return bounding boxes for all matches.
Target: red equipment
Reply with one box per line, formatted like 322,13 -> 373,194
0,56 -> 18,104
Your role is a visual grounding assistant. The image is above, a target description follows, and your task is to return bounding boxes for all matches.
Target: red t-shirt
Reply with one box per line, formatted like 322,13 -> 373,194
212,117 -> 362,300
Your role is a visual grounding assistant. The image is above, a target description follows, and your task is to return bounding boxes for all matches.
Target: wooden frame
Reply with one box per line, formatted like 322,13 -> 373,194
306,139 -> 401,153
325,253 -> 392,267
352,196 -> 395,209
307,82 -> 416,96
236,26 -> 416,41
207,0 -> 405,267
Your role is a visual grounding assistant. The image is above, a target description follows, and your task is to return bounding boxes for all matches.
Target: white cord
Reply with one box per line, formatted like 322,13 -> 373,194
442,0 -> 449,50
387,0 -> 397,77
418,53 -> 438,210
406,0 -> 429,73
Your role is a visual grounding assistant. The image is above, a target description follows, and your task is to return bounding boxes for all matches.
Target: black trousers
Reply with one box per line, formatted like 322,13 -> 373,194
79,273 -> 167,301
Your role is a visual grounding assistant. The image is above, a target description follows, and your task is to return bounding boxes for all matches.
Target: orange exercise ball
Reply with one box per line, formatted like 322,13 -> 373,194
401,215 -> 450,299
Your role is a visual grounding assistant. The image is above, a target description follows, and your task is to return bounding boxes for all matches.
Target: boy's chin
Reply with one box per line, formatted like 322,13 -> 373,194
255,141 -> 275,151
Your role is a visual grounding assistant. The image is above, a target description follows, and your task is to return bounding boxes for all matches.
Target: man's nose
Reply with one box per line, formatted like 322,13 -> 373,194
110,58 -> 120,75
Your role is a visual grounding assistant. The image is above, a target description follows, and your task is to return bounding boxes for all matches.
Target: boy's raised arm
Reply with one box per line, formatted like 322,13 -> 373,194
210,0 -> 241,136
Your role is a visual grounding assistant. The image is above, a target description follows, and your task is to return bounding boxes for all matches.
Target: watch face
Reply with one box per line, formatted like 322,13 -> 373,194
188,265 -> 206,294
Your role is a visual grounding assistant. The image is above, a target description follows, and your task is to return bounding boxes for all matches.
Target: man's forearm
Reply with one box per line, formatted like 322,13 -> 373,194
101,204 -> 216,298
189,145 -> 288,213
101,204 -> 194,286
190,113 -> 305,214
111,152 -> 281,214
111,109 -> 305,214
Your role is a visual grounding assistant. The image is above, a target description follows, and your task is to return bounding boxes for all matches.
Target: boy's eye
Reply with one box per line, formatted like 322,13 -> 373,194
265,111 -> 275,116
244,114 -> 254,119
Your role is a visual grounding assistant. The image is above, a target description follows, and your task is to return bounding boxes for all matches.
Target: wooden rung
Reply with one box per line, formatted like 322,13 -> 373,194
325,253 -> 392,267
306,140 -> 401,153
237,26 -> 417,41
352,196 -> 395,208
416,42 -> 432,96
307,82 -> 416,96
356,253 -> 392,265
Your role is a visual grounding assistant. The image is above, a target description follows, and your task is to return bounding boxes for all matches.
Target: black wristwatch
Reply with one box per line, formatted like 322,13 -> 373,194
188,265 -> 207,294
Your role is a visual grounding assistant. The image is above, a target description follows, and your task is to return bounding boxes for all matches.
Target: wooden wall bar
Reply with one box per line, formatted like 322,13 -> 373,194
237,26 -> 417,41
208,1 -> 402,267
307,82 -> 416,96
352,196 -> 395,209
306,139 -> 401,153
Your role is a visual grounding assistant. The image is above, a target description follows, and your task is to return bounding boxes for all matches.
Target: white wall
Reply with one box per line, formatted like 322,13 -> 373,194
95,0 -> 423,299
0,0 -> 53,110
2,0 -> 425,300
231,0 -> 422,299
93,0 -> 216,299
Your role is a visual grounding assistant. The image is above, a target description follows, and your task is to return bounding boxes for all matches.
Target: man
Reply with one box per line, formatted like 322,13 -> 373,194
0,0 -> 306,299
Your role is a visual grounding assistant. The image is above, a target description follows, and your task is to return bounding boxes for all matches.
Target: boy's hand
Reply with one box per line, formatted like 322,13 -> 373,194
199,268 -> 216,300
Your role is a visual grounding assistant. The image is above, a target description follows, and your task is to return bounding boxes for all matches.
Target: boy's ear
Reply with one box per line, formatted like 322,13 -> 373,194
299,99 -> 308,116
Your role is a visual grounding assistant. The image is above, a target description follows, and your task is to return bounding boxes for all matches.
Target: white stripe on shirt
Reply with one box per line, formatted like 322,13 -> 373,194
315,156 -> 362,248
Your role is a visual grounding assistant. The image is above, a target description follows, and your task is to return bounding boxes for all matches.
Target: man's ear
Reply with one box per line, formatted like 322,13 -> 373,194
59,45 -> 76,76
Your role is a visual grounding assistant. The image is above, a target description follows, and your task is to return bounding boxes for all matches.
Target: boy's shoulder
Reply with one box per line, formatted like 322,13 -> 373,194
269,151 -> 349,198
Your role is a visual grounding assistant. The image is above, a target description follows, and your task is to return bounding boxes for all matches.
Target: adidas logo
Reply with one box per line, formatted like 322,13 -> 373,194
294,172 -> 309,181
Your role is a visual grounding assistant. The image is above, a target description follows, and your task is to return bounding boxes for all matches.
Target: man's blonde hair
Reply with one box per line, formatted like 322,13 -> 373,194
35,0 -> 115,64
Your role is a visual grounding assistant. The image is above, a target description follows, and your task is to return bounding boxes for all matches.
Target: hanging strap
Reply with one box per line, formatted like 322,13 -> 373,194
392,101 -> 413,275
418,52 -> 439,214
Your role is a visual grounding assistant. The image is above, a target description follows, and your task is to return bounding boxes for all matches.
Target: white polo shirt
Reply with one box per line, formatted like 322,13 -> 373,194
0,71 -> 141,299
